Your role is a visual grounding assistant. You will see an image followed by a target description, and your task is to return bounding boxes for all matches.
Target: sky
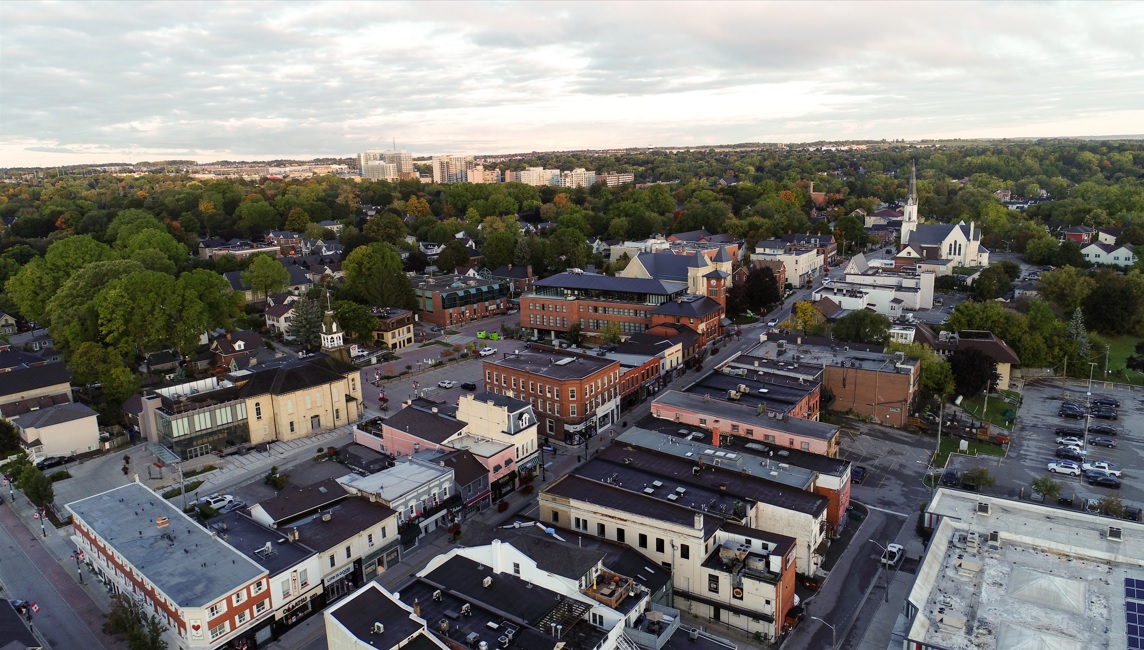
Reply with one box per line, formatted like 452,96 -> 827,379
3,1 -> 1143,167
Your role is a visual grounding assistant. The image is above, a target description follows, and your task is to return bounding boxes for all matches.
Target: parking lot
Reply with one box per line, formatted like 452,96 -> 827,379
947,378 -> 1144,515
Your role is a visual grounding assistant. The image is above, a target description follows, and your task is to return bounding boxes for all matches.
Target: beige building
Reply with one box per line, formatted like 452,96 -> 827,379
455,392 -> 540,473
241,357 -> 362,444
12,402 -> 100,459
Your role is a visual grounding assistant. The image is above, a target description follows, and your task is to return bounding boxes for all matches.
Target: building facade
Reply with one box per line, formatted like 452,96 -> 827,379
411,275 -> 510,327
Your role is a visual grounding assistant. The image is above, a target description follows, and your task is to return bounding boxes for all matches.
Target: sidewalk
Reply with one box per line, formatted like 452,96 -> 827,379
851,512 -> 924,650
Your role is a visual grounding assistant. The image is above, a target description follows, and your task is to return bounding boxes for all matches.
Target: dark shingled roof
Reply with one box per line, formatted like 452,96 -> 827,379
630,252 -> 696,283
252,478 -> 348,525
464,522 -> 605,580
535,272 -> 684,296
670,229 -> 712,242
238,354 -> 355,398
650,295 -> 723,318
0,361 -> 71,399
383,406 -> 467,444
327,582 -> 426,646
289,497 -> 396,551
434,448 -> 489,487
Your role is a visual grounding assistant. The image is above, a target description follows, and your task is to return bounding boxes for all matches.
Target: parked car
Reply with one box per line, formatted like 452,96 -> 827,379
766,319 -> 778,327
851,466 -> 868,484
198,494 -> 235,510
461,381 -> 477,391
880,543 -> 905,568
1092,397 -> 1120,408
1082,461 -> 1122,477
217,499 -> 247,514
940,470 -> 961,487
1047,460 -> 1081,476
1058,408 -> 1084,420
1057,444 -> 1088,457
1089,436 -> 1118,448
1091,407 -> 1118,420
35,455 -> 74,470
1089,424 -> 1119,436
478,347 -> 497,357
1061,400 -> 1086,410
1055,447 -> 1086,462
1089,475 -> 1122,489
1055,426 -> 1084,437
437,380 -> 457,389
1055,436 -> 1083,446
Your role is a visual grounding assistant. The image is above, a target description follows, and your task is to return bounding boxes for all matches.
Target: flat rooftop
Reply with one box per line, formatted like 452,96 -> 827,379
209,512 -> 316,576
339,458 -> 452,502
485,348 -> 617,381
684,368 -> 820,415
751,336 -> 919,373
653,390 -> 840,442
906,489 -> 1144,650
326,582 -> 427,646
615,427 -> 816,490
67,482 -> 264,607
449,434 -> 511,458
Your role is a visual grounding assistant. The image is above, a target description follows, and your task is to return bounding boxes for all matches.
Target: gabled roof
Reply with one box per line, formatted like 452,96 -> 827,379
628,251 -> 696,283
651,295 -> 723,318
11,401 -> 97,429
264,302 -> 295,318
670,228 -> 712,242
251,478 -> 348,525
0,362 -> 71,399
212,330 -> 264,356
238,354 -> 356,398
434,448 -> 487,486
383,405 -> 467,444
712,246 -> 733,263
491,264 -> 532,280
535,272 -> 685,296
222,270 -> 251,292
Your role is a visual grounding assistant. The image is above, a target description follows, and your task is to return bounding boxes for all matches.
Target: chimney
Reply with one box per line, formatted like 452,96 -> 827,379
711,427 -> 720,448
413,599 -> 420,617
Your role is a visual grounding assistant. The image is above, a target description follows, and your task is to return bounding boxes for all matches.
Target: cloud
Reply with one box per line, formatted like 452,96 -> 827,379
2,1 -> 1144,166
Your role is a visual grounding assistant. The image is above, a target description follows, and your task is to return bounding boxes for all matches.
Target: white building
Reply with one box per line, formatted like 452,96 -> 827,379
514,166 -> 562,187
12,402 -> 100,459
466,165 -> 502,184
752,244 -> 824,288
362,160 -> 398,181
1082,241 -> 1136,267
559,168 -> 596,188
899,163 -> 989,268
431,155 -> 474,184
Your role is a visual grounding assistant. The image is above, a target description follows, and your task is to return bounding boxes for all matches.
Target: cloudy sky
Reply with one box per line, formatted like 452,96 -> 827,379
3,1 -> 1143,167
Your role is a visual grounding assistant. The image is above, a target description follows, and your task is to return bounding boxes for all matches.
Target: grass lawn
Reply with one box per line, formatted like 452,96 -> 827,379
731,314 -> 759,325
418,340 -> 452,348
960,388 -> 1020,430
933,435 -> 1006,468
1089,334 -> 1144,385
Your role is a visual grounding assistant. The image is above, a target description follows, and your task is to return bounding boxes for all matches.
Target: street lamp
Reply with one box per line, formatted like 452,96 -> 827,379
809,616 -> 836,650
1084,362 -> 1097,451
868,540 -> 891,602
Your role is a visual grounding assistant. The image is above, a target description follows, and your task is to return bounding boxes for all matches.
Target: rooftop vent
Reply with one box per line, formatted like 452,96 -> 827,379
976,502 -> 991,516
1109,526 -> 1123,541
373,623 -> 385,635
482,576 -> 493,588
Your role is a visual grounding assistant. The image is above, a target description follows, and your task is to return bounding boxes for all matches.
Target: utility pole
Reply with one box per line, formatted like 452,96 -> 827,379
1061,356 -> 1068,399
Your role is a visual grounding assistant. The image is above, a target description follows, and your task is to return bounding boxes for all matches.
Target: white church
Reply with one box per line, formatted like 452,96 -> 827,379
897,164 -> 989,268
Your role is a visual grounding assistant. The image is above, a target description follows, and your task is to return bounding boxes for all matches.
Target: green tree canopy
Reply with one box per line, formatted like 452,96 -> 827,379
950,347 -> 999,397
242,254 -> 290,299
287,299 -> 323,350
830,309 -> 891,344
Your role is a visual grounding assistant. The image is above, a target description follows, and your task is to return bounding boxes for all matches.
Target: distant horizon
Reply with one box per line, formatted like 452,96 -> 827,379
4,1 -> 1143,168
5,134 -> 1144,171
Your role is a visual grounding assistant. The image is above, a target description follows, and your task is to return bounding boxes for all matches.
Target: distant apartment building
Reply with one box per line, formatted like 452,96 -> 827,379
466,165 -> 503,184
359,150 -> 414,178
410,274 -> 510,327
199,238 -> 281,261
512,166 -> 562,186
431,155 -> 475,184
482,346 -> 621,444
596,171 -> 635,187
559,168 -> 596,188
362,160 -> 398,181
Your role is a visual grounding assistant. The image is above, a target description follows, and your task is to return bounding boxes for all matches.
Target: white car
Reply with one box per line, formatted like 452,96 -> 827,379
478,347 -> 497,357
766,319 -> 778,327
1082,461 -> 1122,477
198,494 -> 235,509
1058,444 -> 1087,457
880,543 -> 905,568
1047,460 -> 1081,476
437,380 -> 457,389
1055,436 -> 1084,446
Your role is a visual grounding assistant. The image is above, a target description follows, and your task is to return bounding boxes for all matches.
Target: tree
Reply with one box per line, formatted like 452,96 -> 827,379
742,266 -> 781,312
18,465 -> 54,508
1031,476 -> 1063,501
332,300 -> 378,342
242,255 -> 290,300
1024,237 -> 1059,265
960,466 -> 996,489
482,230 -> 517,269
599,321 -> 624,344
436,240 -> 471,273
0,419 -> 19,456
973,265 -> 1014,300
364,213 -> 407,244
1055,240 -> 1089,268
949,347 -> 999,397
406,196 -> 431,217
119,229 -> 188,267
287,299 -> 323,350
565,322 -> 584,347
343,243 -> 415,308
104,593 -> 169,650
284,207 -> 311,232
887,341 -> 955,399
831,309 -> 892,344
1038,267 -> 1095,314
782,301 -> 825,335
1067,307 -> 1091,359
179,269 -> 245,332
1082,273 -> 1140,335
1098,494 -> 1125,518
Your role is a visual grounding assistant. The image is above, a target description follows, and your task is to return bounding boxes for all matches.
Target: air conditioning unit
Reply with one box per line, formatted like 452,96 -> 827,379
482,576 -> 493,588
988,531 -> 999,543
373,623 -> 385,634
976,502 -> 991,516
433,590 -> 442,601
1109,526 -> 1123,541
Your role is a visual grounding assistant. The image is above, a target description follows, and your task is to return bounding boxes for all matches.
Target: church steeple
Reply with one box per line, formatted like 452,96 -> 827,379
907,162 -> 918,207
900,161 -> 919,245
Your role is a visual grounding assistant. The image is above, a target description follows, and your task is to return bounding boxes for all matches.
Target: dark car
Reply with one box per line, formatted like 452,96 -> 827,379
1089,436 -> 1118,448
1124,505 -> 1143,522
1089,475 -> 1122,489
1092,397 -> 1120,408
1058,408 -> 1085,420
940,470 -> 961,487
35,455 -> 74,470
1055,427 -> 1084,437
1091,407 -> 1118,420
1056,447 -> 1085,462
1061,400 -> 1086,410
461,381 -> 477,391
1089,424 -> 1119,436
851,466 -> 868,484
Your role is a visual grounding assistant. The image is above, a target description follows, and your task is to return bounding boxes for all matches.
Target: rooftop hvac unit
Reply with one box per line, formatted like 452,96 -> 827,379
1109,526 -> 1123,541
433,590 -> 442,601
482,576 -> 493,588
373,623 -> 385,634
727,390 -> 741,400
976,502 -> 991,515
738,384 -> 750,394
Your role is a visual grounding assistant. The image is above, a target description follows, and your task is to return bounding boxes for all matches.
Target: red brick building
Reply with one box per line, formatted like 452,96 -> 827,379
412,274 -> 510,327
482,346 -> 620,444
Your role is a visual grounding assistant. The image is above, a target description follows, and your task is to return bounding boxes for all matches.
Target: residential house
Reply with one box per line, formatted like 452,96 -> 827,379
211,331 -> 266,370
489,264 -> 535,296
371,307 -> 415,350
264,299 -> 298,337
0,361 -> 72,413
912,324 -> 1021,388
1061,225 -> 1095,244
1097,227 -> 1122,245
1081,241 -> 1136,267
12,402 -> 100,459
0,311 -> 16,335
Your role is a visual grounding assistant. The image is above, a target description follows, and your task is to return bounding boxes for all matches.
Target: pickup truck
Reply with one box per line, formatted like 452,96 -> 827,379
880,543 -> 905,568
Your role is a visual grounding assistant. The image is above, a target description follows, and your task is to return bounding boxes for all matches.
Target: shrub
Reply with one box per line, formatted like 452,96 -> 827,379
48,470 -> 71,482
406,364 -> 413,371
161,479 -> 204,500
520,485 -> 535,496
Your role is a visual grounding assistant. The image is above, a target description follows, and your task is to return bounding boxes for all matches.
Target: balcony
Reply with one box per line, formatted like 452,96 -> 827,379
580,570 -> 635,609
357,417 -> 385,439
624,603 -> 681,650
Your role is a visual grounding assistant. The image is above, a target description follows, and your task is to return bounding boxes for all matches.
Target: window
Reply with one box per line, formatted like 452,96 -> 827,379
638,533 -> 648,549
233,591 -> 245,605
597,523 -> 606,537
289,421 -> 295,433
574,517 -> 588,531
336,408 -> 341,421
351,378 -> 356,392
708,574 -> 720,594
801,442 -> 810,451
513,562 -> 521,575
329,554 -> 336,568
367,533 -> 374,547
208,602 -> 224,618
681,544 -> 690,560
616,528 -> 625,543
551,511 -> 559,523
255,600 -> 267,614
252,580 -> 264,594
569,388 -> 576,400
299,569 -> 309,588
210,623 -> 229,640
547,420 -> 554,433
570,405 -> 576,417
699,418 -> 707,426
237,610 -> 248,625
555,388 -> 560,399
656,538 -> 664,554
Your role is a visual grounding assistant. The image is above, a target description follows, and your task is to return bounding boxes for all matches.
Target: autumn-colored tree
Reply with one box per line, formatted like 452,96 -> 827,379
782,301 -> 825,334
407,196 -> 431,217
